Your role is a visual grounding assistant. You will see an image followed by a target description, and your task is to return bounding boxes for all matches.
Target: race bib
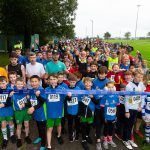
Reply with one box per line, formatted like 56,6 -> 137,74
110,75 -> 115,82
119,96 -> 125,104
146,102 -> 150,110
106,107 -> 116,116
82,97 -> 90,106
67,97 -> 78,106
48,94 -> 60,102
17,97 -> 27,108
0,94 -> 8,103
30,99 -> 38,106
131,95 -> 141,104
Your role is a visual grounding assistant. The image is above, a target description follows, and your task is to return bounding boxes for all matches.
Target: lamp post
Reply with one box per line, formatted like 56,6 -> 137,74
135,5 -> 141,39
90,20 -> 94,38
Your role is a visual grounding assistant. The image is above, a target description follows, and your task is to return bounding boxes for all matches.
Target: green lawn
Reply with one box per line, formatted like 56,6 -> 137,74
106,39 -> 150,67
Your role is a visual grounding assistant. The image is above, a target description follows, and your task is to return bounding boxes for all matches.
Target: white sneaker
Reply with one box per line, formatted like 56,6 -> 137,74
122,141 -> 133,150
128,140 -> 138,148
103,141 -> 108,149
108,140 -> 117,147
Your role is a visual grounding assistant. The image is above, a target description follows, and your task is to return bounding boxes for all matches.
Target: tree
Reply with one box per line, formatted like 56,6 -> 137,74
104,32 -> 111,40
0,0 -> 78,48
147,32 -> 150,37
124,32 -> 131,39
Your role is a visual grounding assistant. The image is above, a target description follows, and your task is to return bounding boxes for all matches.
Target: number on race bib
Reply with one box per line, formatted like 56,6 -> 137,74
106,107 -> 116,116
132,95 -> 141,104
48,94 -> 60,102
67,97 -> 78,106
17,97 -> 27,108
110,75 -> 115,82
146,102 -> 150,110
30,99 -> 37,106
0,94 -> 8,103
82,97 -> 90,106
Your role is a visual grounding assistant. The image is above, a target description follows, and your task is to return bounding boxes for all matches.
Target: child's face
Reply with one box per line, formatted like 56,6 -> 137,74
37,53 -> 43,59
129,66 -> 135,72
90,65 -> 97,72
111,52 -> 117,58
10,57 -> 18,65
134,74 -> 143,83
58,75 -> 64,83
9,74 -> 17,84
124,75 -> 132,82
49,76 -> 58,87
98,73 -> 107,80
112,65 -> 119,73
0,80 -> 7,89
147,81 -> 150,86
84,81 -> 92,90
69,80 -> 77,87
30,78 -> 40,89
15,49 -> 21,56
107,84 -> 115,92
16,81 -> 24,90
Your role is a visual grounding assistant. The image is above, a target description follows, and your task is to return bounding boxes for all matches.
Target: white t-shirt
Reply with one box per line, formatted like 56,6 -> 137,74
26,62 -> 45,88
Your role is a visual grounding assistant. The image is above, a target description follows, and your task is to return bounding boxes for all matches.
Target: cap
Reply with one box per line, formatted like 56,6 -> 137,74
52,49 -> 59,55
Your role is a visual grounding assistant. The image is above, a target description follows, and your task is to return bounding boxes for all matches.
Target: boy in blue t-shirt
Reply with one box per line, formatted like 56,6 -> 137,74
27,75 -> 47,150
65,74 -> 81,142
100,82 -> 120,149
8,77 -> 32,148
0,76 -> 15,149
45,74 -> 65,150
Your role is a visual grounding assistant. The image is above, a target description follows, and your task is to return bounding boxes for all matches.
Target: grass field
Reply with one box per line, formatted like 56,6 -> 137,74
106,39 -> 150,67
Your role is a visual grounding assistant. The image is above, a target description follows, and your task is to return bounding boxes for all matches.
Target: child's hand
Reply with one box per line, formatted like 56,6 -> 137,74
28,107 -> 35,114
138,107 -> 142,112
20,103 -> 25,110
0,103 -> 5,108
67,92 -> 72,97
9,91 -> 15,97
125,112 -> 130,118
26,95 -> 30,99
35,90 -> 41,97
89,95 -> 94,98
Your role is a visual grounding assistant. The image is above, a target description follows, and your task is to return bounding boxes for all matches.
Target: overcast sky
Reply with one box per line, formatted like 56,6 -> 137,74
74,0 -> 150,38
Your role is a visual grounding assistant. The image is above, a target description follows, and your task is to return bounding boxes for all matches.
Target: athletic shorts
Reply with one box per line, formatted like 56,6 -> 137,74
47,118 -> 61,128
15,109 -> 32,124
0,116 -> 13,122
80,117 -> 94,124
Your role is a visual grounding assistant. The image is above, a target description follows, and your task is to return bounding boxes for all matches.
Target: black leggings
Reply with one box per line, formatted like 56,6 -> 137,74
67,114 -> 80,137
36,121 -> 46,147
103,121 -> 115,136
95,108 -> 104,139
81,123 -> 91,141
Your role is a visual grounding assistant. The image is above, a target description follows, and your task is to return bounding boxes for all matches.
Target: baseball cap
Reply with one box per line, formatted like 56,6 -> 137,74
52,49 -> 59,55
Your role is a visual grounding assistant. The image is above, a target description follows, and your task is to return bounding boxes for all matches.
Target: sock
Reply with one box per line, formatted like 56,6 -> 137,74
103,136 -> 107,142
2,128 -> 8,140
145,126 -> 150,142
107,136 -> 112,142
9,125 -> 14,136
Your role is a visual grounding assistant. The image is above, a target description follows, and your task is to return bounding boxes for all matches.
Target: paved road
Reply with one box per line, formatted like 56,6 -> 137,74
5,121 -> 139,150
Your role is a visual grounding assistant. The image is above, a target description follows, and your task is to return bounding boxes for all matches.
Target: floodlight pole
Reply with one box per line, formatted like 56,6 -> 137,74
90,20 -> 94,38
135,5 -> 141,39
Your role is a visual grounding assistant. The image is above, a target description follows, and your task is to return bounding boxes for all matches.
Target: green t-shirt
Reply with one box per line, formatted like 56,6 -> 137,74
46,60 -> 66,74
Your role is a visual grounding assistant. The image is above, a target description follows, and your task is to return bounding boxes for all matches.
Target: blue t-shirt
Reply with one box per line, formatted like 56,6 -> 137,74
45,85 -> 65,118
0,87 -> 14,117
76,80 -> 85,90
12,92 -> 28,111
92,77 -> 110,109
66,86 -> 81,115
100,95 -> 120,121
29,87 -> 46,121
120,64 -> 129,70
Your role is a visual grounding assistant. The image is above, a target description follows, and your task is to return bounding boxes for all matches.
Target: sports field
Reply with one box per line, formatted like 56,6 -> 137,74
106,39 -> 150,67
